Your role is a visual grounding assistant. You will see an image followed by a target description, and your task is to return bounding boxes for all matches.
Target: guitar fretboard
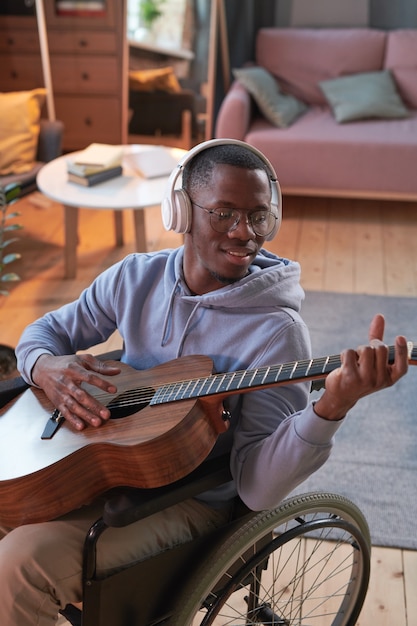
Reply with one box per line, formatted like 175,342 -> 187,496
151,344 -> 415,405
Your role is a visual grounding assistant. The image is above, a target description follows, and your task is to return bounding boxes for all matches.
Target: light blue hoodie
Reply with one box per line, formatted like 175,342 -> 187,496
16,247 -> 342,510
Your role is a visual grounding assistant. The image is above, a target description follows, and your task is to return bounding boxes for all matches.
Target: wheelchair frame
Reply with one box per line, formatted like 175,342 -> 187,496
59,454 -> 371,626
0,370 -> 371,626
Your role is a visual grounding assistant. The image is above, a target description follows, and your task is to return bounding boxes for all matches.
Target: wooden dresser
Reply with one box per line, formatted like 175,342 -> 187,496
0,1 -> 128,152
0,14 -> 43,91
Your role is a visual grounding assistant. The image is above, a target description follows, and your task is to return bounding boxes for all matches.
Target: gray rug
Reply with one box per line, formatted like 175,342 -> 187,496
290,291 -> 417,549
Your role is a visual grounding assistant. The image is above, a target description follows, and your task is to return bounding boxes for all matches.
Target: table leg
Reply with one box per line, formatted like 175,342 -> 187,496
64,204 -> 78,279
133,210 -> 147,252
114,211 -> 124,247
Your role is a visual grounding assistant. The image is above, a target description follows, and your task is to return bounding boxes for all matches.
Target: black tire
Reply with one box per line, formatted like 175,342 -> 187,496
170,492 -> 371,626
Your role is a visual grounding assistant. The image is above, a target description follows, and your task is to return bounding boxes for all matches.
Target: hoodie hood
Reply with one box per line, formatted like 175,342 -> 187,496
172,247 -> 304,311
160,247 -> 305,357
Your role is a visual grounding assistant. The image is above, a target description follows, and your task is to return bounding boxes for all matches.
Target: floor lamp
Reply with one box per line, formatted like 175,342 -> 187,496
35,0 -> 56,121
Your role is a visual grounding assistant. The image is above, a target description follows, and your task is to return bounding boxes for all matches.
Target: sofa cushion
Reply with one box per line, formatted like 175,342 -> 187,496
0,88 -> 46,175
385,30 -> 417,108
232,66 -> 307,128
319,70 -> 409,123
256,28 -> 387,105
244,109 -> 417,195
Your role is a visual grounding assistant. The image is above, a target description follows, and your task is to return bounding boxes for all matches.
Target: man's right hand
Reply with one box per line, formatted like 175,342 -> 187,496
32,353 -> 121,431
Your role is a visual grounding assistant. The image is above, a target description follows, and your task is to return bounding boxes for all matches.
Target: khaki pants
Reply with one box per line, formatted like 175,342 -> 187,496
0,498 -> 230,626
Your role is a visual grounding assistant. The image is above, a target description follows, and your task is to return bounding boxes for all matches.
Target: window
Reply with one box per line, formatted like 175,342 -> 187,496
127,0 -> 190,51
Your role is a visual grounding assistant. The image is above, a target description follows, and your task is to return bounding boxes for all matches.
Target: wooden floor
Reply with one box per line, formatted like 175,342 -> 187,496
1,191 -> 417,625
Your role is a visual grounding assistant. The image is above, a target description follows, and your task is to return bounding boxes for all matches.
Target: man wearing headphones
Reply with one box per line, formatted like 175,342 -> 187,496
2,139 -> 407,625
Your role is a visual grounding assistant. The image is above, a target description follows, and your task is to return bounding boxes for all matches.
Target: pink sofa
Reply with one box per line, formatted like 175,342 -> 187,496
215,28 -> 417,201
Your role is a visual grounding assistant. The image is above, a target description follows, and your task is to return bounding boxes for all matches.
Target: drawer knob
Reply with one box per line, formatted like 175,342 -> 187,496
79,39 -> 88,48
7,37 -> 14,46
84,117 -> 92,127
81,72 -> 90,81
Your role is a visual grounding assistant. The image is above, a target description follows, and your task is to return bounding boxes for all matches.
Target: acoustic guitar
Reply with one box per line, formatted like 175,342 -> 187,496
0,345 -> 415,527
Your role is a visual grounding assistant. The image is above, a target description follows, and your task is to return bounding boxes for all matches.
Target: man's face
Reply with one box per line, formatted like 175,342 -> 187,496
183,163 -> 272,294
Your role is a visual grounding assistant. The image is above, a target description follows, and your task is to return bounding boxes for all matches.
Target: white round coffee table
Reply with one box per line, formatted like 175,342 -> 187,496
37,145 -> 185,279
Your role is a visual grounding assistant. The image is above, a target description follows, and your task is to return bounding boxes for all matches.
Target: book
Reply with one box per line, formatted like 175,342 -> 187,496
67,161 -> 121,177
71,143 -> 123,171
68,165 -> 123,187
123,147 -> 178,179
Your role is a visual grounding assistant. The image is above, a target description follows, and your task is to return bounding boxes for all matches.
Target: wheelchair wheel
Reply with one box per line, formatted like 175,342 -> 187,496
170,492 -> 371,626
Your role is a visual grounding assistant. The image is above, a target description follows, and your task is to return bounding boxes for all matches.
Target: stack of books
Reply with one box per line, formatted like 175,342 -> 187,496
67,143 -> 123,187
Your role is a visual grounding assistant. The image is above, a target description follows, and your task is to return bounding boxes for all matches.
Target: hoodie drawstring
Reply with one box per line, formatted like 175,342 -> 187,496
160,275 -> 203,357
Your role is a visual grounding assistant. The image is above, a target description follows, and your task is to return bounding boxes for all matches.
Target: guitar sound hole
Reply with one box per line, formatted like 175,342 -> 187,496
107,386 -> 155,419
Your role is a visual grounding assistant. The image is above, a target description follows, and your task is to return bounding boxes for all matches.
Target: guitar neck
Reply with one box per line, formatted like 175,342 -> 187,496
151,342 -> 416,406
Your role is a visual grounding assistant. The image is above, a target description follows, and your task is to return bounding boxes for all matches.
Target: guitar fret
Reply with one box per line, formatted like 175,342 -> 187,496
291,360 -> 309,379
250,367 -> 269,386
238,369 -> 258,389
181,378 -> 194,398
289,362 -> 298,379
309,356 -> 330,376
277,362 -> 295,380
150,343 -> 415,406
271,364 -> 283,383
196,376 -> 218,397
225,371 -> 239,391
214,373 -> 228,393
171,383 -> 183,400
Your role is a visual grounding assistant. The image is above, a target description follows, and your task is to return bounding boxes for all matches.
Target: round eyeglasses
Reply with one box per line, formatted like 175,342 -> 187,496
192,202 -> 277,237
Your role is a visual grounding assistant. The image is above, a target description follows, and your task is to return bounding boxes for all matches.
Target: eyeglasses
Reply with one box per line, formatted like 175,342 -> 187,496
192,202 -> 277,237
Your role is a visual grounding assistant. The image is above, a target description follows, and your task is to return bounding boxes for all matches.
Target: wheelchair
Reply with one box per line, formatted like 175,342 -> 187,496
0,371 -> 371,626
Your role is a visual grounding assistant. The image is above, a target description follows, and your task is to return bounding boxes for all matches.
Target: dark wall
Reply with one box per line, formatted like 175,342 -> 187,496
276,0 -> 417,28
213,0 -> 277,126
370,0 -> 417,28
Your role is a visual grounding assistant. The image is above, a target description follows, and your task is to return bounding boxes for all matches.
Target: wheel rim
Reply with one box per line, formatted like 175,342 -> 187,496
180,503 -> 370,626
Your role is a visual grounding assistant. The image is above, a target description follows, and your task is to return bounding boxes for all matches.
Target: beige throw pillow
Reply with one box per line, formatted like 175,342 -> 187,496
0,89 -> 47,175
233,66 -> 307,128
319,70 -> 409,123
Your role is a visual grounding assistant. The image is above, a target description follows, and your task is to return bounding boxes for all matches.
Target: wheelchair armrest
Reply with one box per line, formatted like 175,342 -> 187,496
103,454 -> 232,528
0,375 -> 29,409
96,349 -> 123,362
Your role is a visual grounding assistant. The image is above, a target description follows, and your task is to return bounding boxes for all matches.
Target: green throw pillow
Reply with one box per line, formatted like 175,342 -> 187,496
319,70 -> 409,123
233,66 -> 307,128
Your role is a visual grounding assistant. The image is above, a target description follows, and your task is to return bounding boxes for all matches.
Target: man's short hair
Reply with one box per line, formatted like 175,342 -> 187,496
182,143 -> 270,196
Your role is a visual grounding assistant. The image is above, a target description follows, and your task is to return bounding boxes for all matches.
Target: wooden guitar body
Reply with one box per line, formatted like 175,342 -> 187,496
0,356 -> 227,527
1,342 -> 415,527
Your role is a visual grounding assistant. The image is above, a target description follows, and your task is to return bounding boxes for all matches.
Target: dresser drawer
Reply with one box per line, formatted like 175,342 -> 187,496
0,29 -> 40,52
48,30 -> 117,54
51,56 -> 119,94
0,55 -> 43,90
55,96 -> 122,150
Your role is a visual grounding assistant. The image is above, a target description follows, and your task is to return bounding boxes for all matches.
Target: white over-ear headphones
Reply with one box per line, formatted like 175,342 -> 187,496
161,138 -> 282,241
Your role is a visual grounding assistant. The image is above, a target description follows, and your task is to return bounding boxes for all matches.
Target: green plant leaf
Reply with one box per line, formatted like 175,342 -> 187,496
0,237 -> 19,250
1,182 -> 23,296
0,272 -> 20,282
2,253 -> 21,265
3,224 -> 23,232
4,211 -> 21,220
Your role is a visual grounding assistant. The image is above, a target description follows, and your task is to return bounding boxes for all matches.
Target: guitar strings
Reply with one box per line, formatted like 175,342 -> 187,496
89,354 -> 343,410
